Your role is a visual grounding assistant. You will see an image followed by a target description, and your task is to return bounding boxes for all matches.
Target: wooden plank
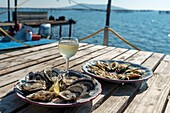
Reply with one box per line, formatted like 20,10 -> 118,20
113,49 -> 138,61
123,54 -> 170,113
0,82 -> 16,98
165,96 -> 170,113
0,43 -> 87,60
126,51 -> 153,64
0,42 -> 58,60
89,48 -> 128,62
0,44 -> 90,72
92,51 -> 158,113
0,48 -> 59,70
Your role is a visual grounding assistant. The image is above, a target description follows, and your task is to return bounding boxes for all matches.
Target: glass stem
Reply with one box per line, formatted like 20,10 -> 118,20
66,57 -> 69,73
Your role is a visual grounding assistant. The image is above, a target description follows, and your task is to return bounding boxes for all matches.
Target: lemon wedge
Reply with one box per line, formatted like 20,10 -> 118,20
53,81 -> 60,95
49,84 -> 54,92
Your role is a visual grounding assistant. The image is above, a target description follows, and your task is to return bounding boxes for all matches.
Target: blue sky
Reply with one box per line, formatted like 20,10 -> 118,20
1,0 -> 170,10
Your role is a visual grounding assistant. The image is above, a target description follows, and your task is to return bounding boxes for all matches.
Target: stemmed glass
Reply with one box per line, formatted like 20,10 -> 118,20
58,37 -> 79,74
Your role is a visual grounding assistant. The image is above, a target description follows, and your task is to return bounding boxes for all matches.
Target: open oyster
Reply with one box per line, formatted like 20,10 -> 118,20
17,80 -> 46,94
27,90 -> 56,102
44,67 -> 60,83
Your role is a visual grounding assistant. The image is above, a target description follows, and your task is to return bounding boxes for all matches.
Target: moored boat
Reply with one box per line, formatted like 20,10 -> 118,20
0,23 -> 56,50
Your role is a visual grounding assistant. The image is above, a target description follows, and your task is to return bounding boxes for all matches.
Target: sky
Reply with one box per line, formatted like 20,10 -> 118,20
0,0 -> 170,10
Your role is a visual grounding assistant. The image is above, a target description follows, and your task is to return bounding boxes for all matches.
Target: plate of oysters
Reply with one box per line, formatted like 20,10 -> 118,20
14,67 -> 102,107
82,60 -> 153,83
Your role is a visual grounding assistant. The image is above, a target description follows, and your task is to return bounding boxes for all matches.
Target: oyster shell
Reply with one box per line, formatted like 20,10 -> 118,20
109,61 -> 118,71
116,63 -> 131,73
58,90 -> 76,101
71,79 -> 95,91
27,90 -> 56,102
96,61 -> 111,71
67,83 -> 87,97
125,68 -> 144,75
44,67 -> 60,83
25,71 -> 49,82
59,75 -> 79,90
17,80 -> 46,94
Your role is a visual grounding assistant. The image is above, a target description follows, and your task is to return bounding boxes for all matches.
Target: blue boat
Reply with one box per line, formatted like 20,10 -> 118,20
0,24 -> 56,50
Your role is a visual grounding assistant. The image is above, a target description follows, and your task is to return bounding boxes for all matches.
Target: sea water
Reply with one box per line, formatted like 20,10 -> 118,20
1,8 -> 170,54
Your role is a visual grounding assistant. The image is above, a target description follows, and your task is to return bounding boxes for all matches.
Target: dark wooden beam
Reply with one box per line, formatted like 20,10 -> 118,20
106,0 -> 111,26
14,0 -> 18,24
8,0 -> 10,22
103,0 -> 112,46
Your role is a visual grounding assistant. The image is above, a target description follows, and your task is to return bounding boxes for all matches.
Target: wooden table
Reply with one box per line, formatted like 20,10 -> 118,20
0,43 -> 170,113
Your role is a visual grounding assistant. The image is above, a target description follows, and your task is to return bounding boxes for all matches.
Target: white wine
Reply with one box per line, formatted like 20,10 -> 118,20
58,41 -> 79,58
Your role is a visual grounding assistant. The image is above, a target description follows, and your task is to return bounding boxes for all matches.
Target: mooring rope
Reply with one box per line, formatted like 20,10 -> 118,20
78,27 -> 140,50
108,28 -> 140,50
0,27 -> 31,47
78,28 -> 105,41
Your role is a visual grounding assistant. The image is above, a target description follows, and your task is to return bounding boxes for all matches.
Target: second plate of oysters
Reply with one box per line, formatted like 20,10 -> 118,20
14,67 -> 102,107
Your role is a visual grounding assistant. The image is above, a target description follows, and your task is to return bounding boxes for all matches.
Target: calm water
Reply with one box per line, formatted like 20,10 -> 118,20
1,8 -> 170,54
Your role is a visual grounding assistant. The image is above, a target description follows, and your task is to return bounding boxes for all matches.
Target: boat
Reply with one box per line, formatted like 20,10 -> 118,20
0,23 -> 56,50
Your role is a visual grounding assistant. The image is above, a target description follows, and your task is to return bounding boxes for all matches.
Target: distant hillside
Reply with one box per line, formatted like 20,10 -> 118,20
65,4 -> 125,10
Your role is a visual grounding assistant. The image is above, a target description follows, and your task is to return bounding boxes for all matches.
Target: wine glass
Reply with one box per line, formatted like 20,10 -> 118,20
58,37 -> 79,74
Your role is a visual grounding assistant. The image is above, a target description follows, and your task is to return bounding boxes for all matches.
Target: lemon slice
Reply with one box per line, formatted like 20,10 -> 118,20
49,84 -> 54,92
53,81 -> 60,95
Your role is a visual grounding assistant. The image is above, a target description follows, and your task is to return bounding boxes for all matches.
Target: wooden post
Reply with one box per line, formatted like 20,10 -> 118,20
8,0 -> 10,22
103,0 -> 111,46
69,19 -> 72,37
59,25 -> 62,38
14,0 -> 18,24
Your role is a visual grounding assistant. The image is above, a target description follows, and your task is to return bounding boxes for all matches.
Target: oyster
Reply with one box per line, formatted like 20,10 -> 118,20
25,71 -> 49,82
27,90 -> 56,102
51,97 -> 66,103
96,61 -> 111,71
17,80 -> 46,94
117,73 -> 141,80
67,83 -> 87,97
58,78 -> 96,101
125,68 -> 144,75
109,61 -> 118,71
88,65 -> 101,73
126,73 -> 141,79
117,74 -> 127,80
71,79 -> 95,91
116,63 -> 131,73
59,75 -> 79,90
58,90 -> 77,101
44,67 -> 60,83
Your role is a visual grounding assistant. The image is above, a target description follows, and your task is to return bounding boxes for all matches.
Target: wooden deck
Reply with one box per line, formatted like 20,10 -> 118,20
0,20 -> 76,27
0,43 -> 170,113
